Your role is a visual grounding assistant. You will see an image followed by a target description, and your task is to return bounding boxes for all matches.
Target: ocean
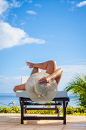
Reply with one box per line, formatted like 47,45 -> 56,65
0,93 -> 79,108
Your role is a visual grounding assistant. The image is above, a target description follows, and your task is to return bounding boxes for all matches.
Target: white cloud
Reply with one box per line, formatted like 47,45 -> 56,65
35,4 -> 42,7
71,1 -> 75,4
26,10 -> 37,15
12,76 -> 21,79
67,0 -> 75,11
0,21 -> 45,50
77,1 -> 86,7
0,75 -> 21,93
12,13 -> 17,18
20,22 -> 25,25
0,0 -> 9,15
67,0 -> 75,4
19,66 -> 29,70
20,20 -> 25,25
28,0 -> 32,3
12,14 -> 17,25
68,6 -> 75,11
10,0 -> 22,8
60,0 -> 64,3
60,65 -> 86,74
0,0 -> 23,17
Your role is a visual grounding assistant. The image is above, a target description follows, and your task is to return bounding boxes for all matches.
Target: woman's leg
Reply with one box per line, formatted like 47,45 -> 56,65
45,61 -> 62,85
26,60 -> 57,74
13,67 -> 39,92
27,60 -> 63,85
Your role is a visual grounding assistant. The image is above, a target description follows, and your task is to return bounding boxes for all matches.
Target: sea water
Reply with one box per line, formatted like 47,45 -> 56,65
0,93 -> 19,107
0,93 -> 79,108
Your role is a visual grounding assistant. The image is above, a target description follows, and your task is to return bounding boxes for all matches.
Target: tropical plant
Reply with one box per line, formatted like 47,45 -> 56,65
64,75 -> 86,107
0,105 -> 86,116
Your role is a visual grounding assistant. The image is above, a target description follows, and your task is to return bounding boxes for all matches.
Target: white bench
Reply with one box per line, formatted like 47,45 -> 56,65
16,76 -> 70,124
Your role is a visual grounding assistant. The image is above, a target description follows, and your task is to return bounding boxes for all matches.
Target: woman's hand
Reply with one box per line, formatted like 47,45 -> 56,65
38,77 -> 49,84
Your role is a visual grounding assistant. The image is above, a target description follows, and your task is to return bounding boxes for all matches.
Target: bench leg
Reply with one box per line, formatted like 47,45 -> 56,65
55,101 -> 59,116
21,100 -> 24,124
25,105 -> 27,113
57,108 -> 59,117
63,101 -> 66,124
55,106 -> 59,116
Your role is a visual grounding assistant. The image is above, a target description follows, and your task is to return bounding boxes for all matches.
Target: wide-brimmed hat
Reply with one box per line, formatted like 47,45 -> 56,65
26,72 -> 57,104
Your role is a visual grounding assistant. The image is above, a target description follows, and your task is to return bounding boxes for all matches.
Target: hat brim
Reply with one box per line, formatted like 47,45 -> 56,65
25,72 -> 57,104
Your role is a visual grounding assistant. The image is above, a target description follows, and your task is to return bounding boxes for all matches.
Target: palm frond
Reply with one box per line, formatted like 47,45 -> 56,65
64,74 -> 86,92
64,74 -> 86,107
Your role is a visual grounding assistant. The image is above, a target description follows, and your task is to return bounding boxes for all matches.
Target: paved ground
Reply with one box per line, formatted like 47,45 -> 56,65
0,114 -> 86,130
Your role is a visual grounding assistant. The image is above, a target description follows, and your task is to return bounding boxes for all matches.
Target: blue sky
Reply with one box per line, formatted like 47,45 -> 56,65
0,0 -> 86,93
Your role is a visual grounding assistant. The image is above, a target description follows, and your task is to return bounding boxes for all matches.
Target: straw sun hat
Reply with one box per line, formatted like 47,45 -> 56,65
26,72 -> 57,104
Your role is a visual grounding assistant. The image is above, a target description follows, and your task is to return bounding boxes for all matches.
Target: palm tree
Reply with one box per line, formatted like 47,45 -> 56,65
64,75 -> 86,107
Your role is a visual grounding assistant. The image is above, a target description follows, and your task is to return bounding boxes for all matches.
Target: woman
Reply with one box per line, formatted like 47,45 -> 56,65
13,60 -> 63,92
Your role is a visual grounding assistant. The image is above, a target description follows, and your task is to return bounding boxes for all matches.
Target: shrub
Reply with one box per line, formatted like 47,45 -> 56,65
12,105 -> 20,113
66,106 -> 74,114
0,105 -> 86,116
0,105 -> 20,113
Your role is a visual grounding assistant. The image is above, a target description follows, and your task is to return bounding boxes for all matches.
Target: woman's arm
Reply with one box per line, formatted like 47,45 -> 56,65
38,68 -> 63,84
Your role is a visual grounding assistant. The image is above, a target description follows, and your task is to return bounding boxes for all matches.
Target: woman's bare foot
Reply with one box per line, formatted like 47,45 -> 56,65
13,84 -> 25,92
26,60 -> 34,68
13,85 -> 18,92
